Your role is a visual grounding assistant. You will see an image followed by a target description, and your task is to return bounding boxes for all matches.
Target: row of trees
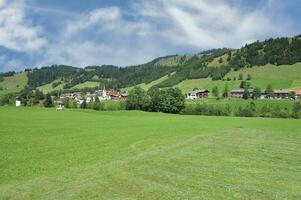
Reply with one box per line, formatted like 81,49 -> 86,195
182,101 -> 301,119
125,86 -> 185,114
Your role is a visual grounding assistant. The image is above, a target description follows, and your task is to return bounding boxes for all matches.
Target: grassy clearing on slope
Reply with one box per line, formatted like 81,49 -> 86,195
208,53 -> 229,67
0,107 -> 300,199
123,73 -> 175,92
0,73 -> 27,96
154,55 -> 193,66
37,80 -> 65,93
176,63 -> 301,94
225,63 -> 301,89
175,78 -> 240,94
72,81 -> 100,89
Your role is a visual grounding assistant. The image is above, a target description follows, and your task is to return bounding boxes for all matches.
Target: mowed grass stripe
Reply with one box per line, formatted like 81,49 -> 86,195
0,107 -> 301,199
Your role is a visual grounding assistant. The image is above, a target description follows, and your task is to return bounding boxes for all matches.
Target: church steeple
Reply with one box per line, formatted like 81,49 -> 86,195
103,85 -> 107,97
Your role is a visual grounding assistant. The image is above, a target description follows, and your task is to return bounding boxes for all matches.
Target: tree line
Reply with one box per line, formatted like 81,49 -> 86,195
182,101 -> 301,119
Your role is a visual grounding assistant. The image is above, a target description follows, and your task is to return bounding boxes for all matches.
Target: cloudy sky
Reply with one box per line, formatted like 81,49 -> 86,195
0,0 -> 300,72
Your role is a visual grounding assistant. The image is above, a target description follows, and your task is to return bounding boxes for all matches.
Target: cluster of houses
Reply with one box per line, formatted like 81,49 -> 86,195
58,87 -> 128,105
186,88 -> 301,100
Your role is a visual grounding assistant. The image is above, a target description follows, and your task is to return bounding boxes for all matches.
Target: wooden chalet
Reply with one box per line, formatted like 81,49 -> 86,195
273,89 -> 289,99
231,89 -> 244,98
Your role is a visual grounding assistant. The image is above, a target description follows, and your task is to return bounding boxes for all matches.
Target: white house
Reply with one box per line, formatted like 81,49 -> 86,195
186,89 -> 209,100
16,100 -> 21,107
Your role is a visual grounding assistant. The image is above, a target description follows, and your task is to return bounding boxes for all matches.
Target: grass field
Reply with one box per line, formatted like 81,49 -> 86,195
0,107 -> 300,199
0,73 -> 28,96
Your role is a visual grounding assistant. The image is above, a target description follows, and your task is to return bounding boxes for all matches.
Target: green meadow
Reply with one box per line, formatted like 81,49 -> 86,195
0,73 -> 28,96
0,107 -> 300,199
175,63 -> 301,93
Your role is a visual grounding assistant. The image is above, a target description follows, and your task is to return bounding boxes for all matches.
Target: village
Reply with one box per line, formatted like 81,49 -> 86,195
57,87 -> 127,108
14,87 -> 301,108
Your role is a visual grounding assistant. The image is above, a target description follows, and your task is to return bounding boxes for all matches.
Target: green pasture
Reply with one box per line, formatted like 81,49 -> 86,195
0,107 -> 300,199
0,73 -> 28,96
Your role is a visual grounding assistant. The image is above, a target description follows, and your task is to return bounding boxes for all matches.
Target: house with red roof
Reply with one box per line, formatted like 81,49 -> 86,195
294,90 -> 301,99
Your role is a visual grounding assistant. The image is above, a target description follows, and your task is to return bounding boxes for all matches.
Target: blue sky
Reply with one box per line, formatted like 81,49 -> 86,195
0,0 -> 300,72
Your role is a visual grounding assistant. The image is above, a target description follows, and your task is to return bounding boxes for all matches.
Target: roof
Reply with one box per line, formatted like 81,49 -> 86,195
274,89 -> 289,94
231,89 -> 245,93
294,90 -> 301,95
231,88 -> 254,93
188,89 -> 209,95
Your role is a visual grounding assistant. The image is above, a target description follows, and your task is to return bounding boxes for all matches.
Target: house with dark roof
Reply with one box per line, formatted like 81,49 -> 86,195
230,89 -> 254,99
273,89 -> 289,99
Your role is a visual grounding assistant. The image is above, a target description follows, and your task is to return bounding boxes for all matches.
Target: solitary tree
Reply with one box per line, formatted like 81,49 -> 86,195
222,84 -> 229,98
253,87 -> 261,99
43,93 -> 53,107
212,86 -> 219,99
265,84 -> 274,98
238,73 -> 243,80
240,81 -> 250,89
242,89 -> 250,99
218,57 -> 223,63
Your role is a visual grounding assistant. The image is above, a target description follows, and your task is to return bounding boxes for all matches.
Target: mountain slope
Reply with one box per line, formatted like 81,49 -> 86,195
1,34 -> 301,95
0,73 -> 28,96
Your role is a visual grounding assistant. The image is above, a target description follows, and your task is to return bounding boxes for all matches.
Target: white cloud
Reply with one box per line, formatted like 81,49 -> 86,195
134,0 -> 290,49
0,0 -> 297,71
0,0 -> 47,52
65,7 -> 121,35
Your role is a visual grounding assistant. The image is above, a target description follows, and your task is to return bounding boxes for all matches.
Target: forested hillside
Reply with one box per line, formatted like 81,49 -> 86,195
2,34 -> 301,96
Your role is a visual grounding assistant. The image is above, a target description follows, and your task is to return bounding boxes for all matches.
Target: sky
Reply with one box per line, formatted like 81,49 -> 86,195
0,0 -> 300,72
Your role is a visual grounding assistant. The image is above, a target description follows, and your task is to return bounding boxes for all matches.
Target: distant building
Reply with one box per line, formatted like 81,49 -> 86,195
96,86 -> 111,101
273,89 -> 289,99
186,89 -> 209,100
231,88 -> 253,99
15,97 -> 21,107
230,89 -> 245,99
294,90 -> 301,99
56,100 -> 64,111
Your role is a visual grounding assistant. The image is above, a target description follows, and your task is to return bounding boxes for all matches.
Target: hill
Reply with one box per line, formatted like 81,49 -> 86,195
0,72 -> 28,96
1,34 -> 301,96
175,62 -> 301,94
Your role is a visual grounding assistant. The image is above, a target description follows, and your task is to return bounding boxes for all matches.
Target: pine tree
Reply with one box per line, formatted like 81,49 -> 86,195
43,93 -> 53,107
265,84 -> 274,98
222,84 -> 229,98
